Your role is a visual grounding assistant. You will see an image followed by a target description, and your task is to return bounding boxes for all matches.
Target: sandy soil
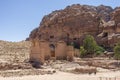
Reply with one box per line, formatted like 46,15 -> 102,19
0,70 -> 120,80
0,41 -> 120,80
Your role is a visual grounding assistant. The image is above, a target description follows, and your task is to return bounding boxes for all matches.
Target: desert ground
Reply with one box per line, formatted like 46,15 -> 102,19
0,40 -> 120,80
0,69 -> 120,80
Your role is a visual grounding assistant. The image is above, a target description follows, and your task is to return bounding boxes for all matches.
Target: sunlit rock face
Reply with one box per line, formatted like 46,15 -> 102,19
29,4 -> 120,48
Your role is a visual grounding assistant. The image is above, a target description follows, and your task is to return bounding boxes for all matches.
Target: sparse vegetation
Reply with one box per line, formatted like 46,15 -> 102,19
0,40 -> 32,71
80,46 -> 86,57
114,42 -> 120,60
73,67 -> 97,74
80,35 -> 105,57
94,46 -> 105,56
83,35 -> 97,54
0,40 -> 30,62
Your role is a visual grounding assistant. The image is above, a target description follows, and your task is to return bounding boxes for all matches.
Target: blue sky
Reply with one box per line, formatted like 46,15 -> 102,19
0,0 -> 120,42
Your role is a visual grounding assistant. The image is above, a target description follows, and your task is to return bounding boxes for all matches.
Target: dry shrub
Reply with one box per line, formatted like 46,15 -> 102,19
53,70 -> 56,73
0,62 -> 33,70
73,68 -> 97,74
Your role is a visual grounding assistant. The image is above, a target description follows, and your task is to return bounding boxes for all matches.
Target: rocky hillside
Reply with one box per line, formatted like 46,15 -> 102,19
0,40 -> 31,63
29,4 -> 120,48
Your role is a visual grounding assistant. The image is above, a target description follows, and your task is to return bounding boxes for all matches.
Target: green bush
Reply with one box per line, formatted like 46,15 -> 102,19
80,46 -> 86,57
83,35 -> 97,54
114,43 -> 120,60
81,35 -> 105,57
95,46 -> 105,56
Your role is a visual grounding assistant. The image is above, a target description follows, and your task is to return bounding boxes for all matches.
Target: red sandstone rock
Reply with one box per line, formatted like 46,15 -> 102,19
29,4 -> 120,48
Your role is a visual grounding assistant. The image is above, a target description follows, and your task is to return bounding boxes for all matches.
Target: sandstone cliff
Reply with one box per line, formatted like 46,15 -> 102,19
29,4 -> 120,48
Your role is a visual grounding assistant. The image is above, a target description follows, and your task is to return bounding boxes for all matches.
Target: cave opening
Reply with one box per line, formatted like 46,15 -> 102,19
103,32 -> 108,37
50,35 -> 54,39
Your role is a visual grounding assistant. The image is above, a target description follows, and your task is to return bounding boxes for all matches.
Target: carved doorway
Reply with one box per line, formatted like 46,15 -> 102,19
49,44 -> 55,57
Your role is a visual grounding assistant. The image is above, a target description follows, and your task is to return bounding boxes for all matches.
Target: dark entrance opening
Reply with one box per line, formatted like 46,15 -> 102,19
49,44 -> 55,57
103,32 -> 108,37
50,35 -> 54,39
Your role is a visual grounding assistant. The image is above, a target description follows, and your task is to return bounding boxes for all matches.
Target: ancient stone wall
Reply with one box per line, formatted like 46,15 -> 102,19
30,39 -> 51,64
67,46 -> 74,61
55,41 -> 67,60
30,39 -> 77,64
39,40 -> 51,60
30,39 -> 42,62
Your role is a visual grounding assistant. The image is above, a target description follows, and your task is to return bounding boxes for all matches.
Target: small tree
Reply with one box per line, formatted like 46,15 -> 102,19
83,35 -> 97,54
81,35 -> 105,57
114,43 -> 120,60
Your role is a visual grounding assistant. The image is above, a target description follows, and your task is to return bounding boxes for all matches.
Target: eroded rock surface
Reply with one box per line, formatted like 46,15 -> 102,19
29,4 -> 120,48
